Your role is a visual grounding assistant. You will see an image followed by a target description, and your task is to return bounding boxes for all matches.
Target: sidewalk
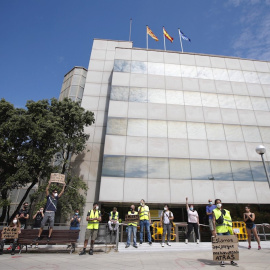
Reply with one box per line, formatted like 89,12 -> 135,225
0,242 -> 269,270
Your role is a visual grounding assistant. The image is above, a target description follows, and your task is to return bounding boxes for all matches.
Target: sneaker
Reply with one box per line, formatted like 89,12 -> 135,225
140,241 -> 143,245
17,246 -> 21,250
220,261 -> 225,267
7,246 -> 12,250
11,250 -> 15,255
125,245 -> 130,248
231,261 -> 238,266
167,242 -> 171,246
34,245 -> 38,249
89,249 -> 93,255
47,236 -> 51,242
149,242 -> 152,245
258,245 -> 261,250
248,245 -> 251,249
197,239 -> 199,244
133,244 -> 138,248
35,237 -> 41,241
161,243 -> 165,247
79,249 -> 86,255
185,239 -> 188,244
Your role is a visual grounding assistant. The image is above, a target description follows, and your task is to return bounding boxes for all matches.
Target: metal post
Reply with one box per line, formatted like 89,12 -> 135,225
260,154 -> 270,188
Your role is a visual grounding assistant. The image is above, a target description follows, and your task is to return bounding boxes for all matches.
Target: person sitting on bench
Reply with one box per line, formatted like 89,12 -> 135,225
108,207 -> 119,232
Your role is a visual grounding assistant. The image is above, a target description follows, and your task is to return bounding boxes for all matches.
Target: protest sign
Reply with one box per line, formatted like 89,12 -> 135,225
212,235 -> 239,261
124,214 -> 139,223
50,173 -> 65,184
2,227 -> 19,239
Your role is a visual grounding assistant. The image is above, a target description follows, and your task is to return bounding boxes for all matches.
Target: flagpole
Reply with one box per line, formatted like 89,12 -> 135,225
178,28 -> 184,53
146,26 -> 148,49
163,27 -> 166,51
129,18 -> 132,41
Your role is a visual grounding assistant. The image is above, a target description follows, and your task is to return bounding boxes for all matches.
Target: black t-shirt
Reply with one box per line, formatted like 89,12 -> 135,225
18,208 -> 29,225
70,215 -> 81,227
33,213 -> 43,228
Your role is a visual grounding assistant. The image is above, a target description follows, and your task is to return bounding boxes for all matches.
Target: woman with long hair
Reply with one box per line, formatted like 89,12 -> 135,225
243,206 -> 261,250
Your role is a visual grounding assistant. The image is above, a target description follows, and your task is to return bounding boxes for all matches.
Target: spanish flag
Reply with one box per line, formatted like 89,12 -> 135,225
147,26 -> 159,41
163,27 -> 173,43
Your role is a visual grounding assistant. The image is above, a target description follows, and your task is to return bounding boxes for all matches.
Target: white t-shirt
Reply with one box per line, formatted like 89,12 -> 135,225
160,210 -> 174,224
187,209 -> 198,223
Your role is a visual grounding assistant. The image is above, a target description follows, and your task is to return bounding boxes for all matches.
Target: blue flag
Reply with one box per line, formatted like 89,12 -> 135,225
180,30 -> 191,42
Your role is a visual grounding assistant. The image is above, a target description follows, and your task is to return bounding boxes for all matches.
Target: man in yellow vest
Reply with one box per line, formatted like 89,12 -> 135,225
212,199 -> 237,267
138,199 -> 152,245
126,205 -> 138,248
79,202 -> 101,255
108,207 -> 119,232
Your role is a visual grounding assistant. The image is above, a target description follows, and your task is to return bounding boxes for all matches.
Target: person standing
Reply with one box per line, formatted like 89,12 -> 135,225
16,202 -> 30,229
213,199 -> 238,267
125,205 -> 138,248
206,199 -> 216,237
79,203 -> 101,255
160,204 -> 174,247
70,209 -> 81,230
243,206 -> 261,250
185,197 -> 200,244
36,180 -> 66,241
0,218 -> 21,255
108,207 -> 119,232
32,208 -> 44,229
138,199 -> 152,245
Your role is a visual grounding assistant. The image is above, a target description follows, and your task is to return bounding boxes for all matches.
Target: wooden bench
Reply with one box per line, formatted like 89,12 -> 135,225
1,229 -> 80,254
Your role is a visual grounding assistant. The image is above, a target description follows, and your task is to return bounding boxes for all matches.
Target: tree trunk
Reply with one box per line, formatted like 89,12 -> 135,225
9,179 -> 38,223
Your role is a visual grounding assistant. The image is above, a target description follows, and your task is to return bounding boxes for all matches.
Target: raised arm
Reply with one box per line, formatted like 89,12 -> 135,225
58,182 -> 66,198
46,180 -> 51,197
186,197 -> 189,211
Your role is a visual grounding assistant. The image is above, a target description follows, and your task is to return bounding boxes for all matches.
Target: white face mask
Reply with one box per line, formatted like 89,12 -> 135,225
95,206 -> 99,210
217,203 -> 222,209
13,219 -> 18,224
164,207 -> 168,211
53,193 -> 58,197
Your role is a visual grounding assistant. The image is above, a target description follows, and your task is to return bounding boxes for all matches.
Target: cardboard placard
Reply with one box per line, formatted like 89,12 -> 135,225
50,173 -> 65,184
125,214 -> 139,222
212,235 -> 239,261
2,227 -> 19,239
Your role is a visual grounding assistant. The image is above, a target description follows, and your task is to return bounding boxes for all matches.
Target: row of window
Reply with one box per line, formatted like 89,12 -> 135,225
107,118 -> 270,143
101,156 -> 269,181
114,60 -> 270,84
110,86 -> 270,111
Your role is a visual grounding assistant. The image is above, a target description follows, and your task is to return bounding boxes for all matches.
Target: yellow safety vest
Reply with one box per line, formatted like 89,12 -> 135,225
128,211 -> 138,227
213,208 -> 233,234
138,205 -> 149,220
110,211 -> 119,220
87,209 -> 100,230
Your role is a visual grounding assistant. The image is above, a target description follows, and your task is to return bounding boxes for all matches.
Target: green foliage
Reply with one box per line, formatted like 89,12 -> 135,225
0,98 -> 94,222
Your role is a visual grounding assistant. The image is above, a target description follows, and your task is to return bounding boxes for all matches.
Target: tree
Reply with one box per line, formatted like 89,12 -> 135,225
0,98 -> 95,223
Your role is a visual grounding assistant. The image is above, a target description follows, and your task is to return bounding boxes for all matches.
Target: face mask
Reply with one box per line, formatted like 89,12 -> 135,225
40,209 -> 43,212
24,205 -> 28,209
130,208 -> 134,211
190,207 -> 194,211
140,202 -> 144,206
164,207 -> 168,211
217,203 -> 222,209
13,219 -> 18,224
209,202 -> 212,205
95,206 -> 99,210
75,213 -> 79,215
53,193 -> 58,197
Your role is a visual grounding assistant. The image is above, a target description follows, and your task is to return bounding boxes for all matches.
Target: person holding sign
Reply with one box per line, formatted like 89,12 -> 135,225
0,218 -> 21,255
243,206 -> 261,250
138,199 -> 152,245
213,199 -> 238,267
79,202 -> 101,255
125,205 -> 138,248
160,204 -> 174,247
185,197 -> 200,244
36,180 -> 66,242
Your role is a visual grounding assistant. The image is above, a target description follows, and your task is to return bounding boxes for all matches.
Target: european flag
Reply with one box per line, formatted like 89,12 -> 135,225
180,30 -> 191,42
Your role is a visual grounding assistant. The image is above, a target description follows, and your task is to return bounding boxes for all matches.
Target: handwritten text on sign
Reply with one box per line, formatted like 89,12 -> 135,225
50,173 -> 65,184
2,227 -> 19,239
212,235 -> 239,261
125,214 -> 139,222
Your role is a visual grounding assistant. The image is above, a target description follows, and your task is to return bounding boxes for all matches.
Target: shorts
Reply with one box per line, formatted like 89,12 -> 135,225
84,229 -> 98,241
246,224 -> 256,230
41,212 -> 55,228
209,218 -> 214,231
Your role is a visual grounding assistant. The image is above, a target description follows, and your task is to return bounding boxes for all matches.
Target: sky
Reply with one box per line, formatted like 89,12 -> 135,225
0,0 -> 270,108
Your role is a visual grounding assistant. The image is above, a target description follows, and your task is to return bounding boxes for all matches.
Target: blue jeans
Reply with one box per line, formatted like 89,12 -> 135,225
217,231 -> 230,235
140,220 -> 151,242
127,225 -> 137,246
